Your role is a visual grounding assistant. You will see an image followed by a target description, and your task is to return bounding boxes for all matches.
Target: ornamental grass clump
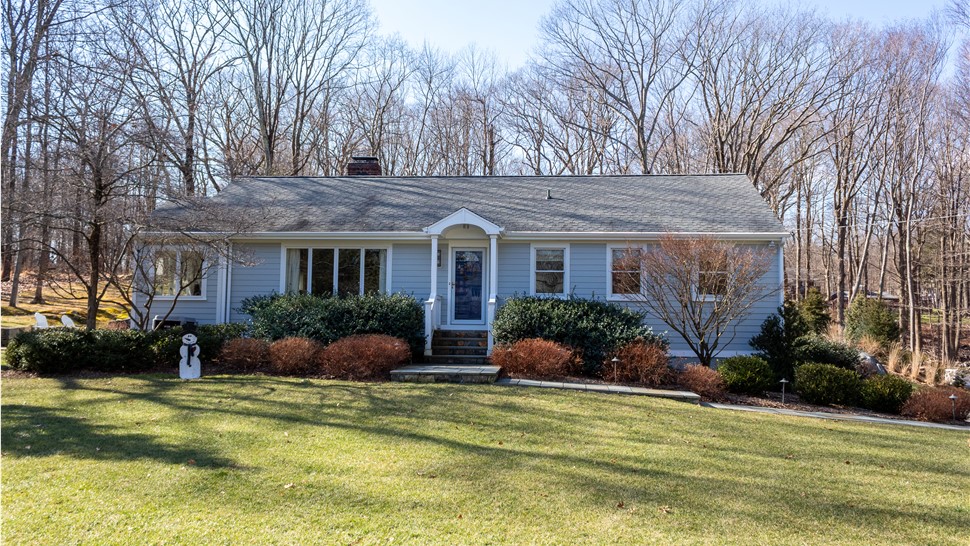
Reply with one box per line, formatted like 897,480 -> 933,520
318,334 -> 411,380
269,337 -> 324,376
603,340 -> 670,386
490,338 -> 578,379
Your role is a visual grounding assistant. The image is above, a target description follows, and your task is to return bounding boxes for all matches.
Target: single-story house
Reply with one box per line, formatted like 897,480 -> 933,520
142,158 -> 786,360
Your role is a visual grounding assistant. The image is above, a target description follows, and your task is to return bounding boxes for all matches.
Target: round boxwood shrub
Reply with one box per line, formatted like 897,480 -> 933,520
6,328 -> 159,374
845,297 -> 900,346
859,374 -> 915,414
491,296 -> 665,376
794,363 -> 862,406
717,355 -> 773,396
799,337 -> 860,370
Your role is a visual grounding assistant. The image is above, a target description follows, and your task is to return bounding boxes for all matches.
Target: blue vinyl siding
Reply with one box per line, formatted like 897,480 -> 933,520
228,243 -> 282,322
569,243 -> 607,298
391,243 -> 432,300
496,242 -> 529,299
137,266 -> 219,325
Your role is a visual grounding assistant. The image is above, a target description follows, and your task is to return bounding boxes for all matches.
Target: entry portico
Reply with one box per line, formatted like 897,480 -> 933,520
423,208 -> 503,355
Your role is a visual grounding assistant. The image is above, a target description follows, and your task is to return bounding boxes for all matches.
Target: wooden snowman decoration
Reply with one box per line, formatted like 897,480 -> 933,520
179,332 -> 202,379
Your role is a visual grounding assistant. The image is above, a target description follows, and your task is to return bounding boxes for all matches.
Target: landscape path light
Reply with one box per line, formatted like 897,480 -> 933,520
611,357 -> 620,384
950,394 -> 958,421
779,378 -> 789,404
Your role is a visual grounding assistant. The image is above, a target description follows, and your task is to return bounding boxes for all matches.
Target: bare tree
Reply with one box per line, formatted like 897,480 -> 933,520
615,235 -> 778,366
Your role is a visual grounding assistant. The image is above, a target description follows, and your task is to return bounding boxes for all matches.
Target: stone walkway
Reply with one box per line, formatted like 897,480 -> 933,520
704,402 -> 970,431
494,377 -> 701,404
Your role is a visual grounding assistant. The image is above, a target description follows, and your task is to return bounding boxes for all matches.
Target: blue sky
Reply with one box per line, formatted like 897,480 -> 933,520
370,0 -> 953,69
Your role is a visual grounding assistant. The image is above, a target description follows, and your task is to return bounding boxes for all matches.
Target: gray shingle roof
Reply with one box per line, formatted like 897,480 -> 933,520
153,174 -> 785,234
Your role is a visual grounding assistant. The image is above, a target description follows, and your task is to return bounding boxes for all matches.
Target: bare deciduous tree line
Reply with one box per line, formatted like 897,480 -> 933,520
2,0 -> 968,358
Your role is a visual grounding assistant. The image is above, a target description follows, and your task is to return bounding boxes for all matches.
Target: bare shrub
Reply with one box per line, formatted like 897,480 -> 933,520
219,338 -> 271,373
269,337 -> 324,376
603,340 -> 670,386
901,386 -> 970,422
318,334 -> 411,380
678,365 -> 726,401
490,338 -> 578,379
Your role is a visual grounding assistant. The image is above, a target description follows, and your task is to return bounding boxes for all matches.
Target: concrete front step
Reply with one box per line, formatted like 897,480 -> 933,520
426,354 -> 490,365
431,337 -> 489,348
432,329 -> 488,340
391,365 -> 502,384
431,345 -> 489,356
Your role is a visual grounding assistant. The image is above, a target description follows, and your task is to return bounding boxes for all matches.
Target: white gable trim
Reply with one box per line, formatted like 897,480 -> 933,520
424,208 -> 503,236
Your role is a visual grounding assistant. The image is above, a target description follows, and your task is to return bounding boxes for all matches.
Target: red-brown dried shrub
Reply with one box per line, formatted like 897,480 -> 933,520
603,340 -> 670,386
269,337 -> 324,376
678,365 -> 727,401
318,334 -> 411,380
490,338 -> 578,378
219,338 -> 271,373
900,386 -> 970,422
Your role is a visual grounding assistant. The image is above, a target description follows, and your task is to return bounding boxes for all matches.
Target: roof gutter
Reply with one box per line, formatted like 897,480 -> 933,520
140,230 -> 788,242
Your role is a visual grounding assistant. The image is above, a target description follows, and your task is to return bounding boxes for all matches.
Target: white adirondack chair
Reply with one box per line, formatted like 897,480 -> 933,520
60,315 -> 77,328
34,312 -> 50,329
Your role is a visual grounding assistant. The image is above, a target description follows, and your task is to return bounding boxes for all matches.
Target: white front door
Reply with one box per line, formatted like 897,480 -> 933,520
450,248 -> 486,324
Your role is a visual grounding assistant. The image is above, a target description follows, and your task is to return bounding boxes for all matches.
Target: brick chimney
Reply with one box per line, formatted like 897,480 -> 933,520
346,156 -> 382,176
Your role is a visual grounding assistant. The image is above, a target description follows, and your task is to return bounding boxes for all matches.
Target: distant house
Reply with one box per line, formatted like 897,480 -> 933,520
142,157 -> 786,359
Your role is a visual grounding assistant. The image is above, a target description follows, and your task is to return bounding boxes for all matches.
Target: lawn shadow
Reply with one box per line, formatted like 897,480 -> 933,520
1,403 -> 235,468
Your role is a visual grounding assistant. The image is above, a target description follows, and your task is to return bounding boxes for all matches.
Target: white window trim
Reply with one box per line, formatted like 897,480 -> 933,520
530,243 -> 570,297
607,243 -> 643,301
279,244 -> 392,295
153,249 -> 207,301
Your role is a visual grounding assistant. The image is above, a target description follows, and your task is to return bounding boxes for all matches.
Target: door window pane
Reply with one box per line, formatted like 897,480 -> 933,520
338,249 -> 361,295
363,249 -> 386,294
454,250 -> 483,320
286,248 -> 308,293
312,248 -> 334,295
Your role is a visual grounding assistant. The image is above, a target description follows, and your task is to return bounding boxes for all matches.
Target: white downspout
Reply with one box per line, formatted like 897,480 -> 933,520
487,234 -> 498,355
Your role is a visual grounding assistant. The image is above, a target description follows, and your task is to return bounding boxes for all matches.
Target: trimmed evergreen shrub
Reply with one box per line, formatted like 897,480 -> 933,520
318,335 -> 411,380
845,297 -> 900,346
859,375 -> 915,414
490,338 -> 579,379
491,296 -> 665,376
240,293 -> 424,356
749,302 -> 810,381
717,355 -> 774,395
799,337 -> 861,370
799,288 -> 831,335
6,328 -> 157,374
794,363 -> 862,406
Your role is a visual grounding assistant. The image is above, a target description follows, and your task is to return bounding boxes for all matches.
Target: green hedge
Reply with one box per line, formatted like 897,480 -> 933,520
491,296 -> 666,375
799,337 -> 860,370
794,363 -> 862,406
240,292 -> 425,356
4,324 -> 247,375
717,356 -> 774,396
860,375 -> 914,414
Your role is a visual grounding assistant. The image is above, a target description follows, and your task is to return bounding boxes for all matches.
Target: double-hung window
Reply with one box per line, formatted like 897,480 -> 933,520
697,258 -> 728,300
609,247 -> 641,297
286,247 -> 387,295
532,246 -> 568,296
155,250 -> 204,298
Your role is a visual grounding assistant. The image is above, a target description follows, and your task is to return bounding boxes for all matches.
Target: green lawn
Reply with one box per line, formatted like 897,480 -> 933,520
2,376 -> 968,545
